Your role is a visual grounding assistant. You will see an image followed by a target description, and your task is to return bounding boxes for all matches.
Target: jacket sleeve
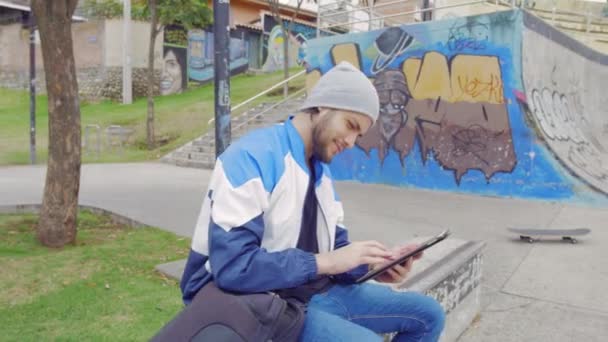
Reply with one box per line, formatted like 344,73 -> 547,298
330,222 -> 369,283
207,150 -> 318,293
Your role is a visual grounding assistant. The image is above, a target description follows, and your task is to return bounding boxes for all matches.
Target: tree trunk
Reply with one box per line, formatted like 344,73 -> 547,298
31,0 -> 81,248
146,0 -> 158,150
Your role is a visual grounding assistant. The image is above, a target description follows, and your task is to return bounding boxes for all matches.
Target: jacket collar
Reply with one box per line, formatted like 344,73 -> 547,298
284,117 -> 326,185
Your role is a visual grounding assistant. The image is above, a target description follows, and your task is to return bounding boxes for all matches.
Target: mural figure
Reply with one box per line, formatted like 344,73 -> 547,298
357,70 -> 411,162
262,25 -> 301,72
161,46 -> 187,95
371,27 -> 414,74
262,15 -> 319,72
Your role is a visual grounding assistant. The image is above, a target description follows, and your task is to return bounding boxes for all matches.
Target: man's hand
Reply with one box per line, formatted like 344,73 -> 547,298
373,244 -> 424,284
315,240 -> 393,275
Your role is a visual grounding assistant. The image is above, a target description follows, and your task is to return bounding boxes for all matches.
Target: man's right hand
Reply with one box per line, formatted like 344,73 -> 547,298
315,240 -> 394,275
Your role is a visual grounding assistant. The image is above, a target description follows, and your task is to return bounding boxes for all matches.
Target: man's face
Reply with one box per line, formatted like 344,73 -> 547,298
312,108 -> 373,163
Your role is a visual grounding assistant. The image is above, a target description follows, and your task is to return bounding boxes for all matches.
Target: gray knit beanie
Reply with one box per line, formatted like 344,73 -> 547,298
300,62 -> 380,123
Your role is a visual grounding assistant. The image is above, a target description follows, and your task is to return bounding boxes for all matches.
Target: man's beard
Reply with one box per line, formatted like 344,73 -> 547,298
312,123 -> 332,163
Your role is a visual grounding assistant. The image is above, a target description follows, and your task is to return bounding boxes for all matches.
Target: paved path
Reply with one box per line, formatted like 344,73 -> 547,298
1,162 -> 607,341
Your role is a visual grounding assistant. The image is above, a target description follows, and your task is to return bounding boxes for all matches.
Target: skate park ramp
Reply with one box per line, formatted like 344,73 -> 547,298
521,12 -> 608,200
302,9 -> 608,204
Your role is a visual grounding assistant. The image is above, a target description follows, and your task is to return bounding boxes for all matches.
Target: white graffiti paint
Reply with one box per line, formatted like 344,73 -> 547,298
568,143 -> 608,182
530,88 -> 584,144
523,25 -> 608,196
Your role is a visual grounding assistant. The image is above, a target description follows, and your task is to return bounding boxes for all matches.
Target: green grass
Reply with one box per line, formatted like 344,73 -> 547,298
0,211 -> 191,341
0,68 -> 305,165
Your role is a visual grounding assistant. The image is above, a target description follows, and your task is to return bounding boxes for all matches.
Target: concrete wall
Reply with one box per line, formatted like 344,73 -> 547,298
0,19 -> 163,101
0,23 -> 44,70
0,21 -> 103,71
303,9 -> 607,202
103,19 -> 164,68
522,11 -> 608,196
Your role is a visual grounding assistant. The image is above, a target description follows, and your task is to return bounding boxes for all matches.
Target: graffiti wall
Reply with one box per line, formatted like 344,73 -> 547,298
262,25 -> 302,72
188,29 -> 249,83
161,45 -> 188,95
303,10 -> 593,200
262,14 -> 319,71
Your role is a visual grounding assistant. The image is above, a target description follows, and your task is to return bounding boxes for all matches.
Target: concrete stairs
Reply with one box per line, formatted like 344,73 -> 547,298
471,2 -> 608,52
161,93 -> 307,169
531,7 -> 608,33
528,7 -> 608,53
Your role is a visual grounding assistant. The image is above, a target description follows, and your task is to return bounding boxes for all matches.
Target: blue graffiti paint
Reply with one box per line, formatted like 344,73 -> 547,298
188,30 -> 249,83
304,10 -> 581,201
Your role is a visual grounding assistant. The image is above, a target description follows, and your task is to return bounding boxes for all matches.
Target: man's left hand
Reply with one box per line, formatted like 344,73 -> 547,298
372,244 -> 423,284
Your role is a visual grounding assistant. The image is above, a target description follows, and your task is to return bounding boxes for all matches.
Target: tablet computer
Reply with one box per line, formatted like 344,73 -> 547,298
355,229 -> 450,284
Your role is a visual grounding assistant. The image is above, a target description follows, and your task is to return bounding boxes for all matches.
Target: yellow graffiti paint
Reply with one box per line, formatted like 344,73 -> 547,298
412,52 -> 452,100
402,58 -> 421,96
450,55 -> 504,104
306,70 -> 322,93
330,44 -> 362,70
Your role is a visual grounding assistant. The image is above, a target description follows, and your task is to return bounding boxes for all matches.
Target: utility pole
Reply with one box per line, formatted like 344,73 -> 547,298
214,0 -> 231,157
122,0 -> 132,104
422,0 -> 433,22
29,12 -> 36,164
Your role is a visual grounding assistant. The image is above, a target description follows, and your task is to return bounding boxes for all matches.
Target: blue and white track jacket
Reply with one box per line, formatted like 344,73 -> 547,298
180,118 -> 368,304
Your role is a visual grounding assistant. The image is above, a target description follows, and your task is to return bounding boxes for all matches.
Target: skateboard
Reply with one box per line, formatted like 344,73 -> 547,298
507,227 -> 591,244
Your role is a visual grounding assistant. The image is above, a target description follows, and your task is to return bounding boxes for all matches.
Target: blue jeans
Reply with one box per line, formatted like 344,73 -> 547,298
299,283 -> 445,342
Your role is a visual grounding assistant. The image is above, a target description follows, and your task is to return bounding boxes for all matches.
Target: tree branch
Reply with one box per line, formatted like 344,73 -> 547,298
154,24 -> 163,37
286,0 -> 305,35
268,0 -> 284,28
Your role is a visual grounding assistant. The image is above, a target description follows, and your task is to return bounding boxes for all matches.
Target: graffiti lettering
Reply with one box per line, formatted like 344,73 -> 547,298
448,37 -> 486,51
446,17 -> 490,52
457,74 -> 504,104
451,125 -> 495,166
528,87 -> 608,194
530,88 -> 583,143
568,143 -> 608,183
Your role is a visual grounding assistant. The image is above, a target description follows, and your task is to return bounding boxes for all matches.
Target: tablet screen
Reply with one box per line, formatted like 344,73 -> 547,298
355,229 -> 450,284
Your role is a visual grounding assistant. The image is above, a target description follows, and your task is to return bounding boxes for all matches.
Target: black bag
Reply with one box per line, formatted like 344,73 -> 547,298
150,281 -> 306,342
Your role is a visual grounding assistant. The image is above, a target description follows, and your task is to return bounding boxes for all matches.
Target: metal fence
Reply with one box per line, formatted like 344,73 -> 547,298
316,0 -> 608,37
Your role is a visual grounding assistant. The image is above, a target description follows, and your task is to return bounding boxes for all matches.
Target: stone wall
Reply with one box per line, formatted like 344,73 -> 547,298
0,69 -> 45,93
98,67 -> 161,102
0,66 -> 160,102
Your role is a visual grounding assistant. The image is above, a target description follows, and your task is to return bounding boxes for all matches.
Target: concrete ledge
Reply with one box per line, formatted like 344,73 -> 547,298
155,237 -> 486,342
155,259 -> 186,281
376,238 -> 485,342
0,203 -> 150,228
